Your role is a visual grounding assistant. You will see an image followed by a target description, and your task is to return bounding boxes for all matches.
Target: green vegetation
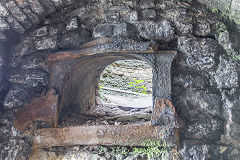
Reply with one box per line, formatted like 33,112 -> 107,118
128,78 -> 147,94
110,146 -> 129,156
133,140 -> 168,159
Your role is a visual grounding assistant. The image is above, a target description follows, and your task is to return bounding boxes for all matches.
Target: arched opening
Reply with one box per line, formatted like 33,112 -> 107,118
58,53 -> 154,126
97,59 -> 153,112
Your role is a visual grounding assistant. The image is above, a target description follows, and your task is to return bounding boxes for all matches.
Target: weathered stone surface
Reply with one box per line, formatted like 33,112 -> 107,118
28,0 -> 44,14
11,37 -> 36,56
51,0 -> 64,7
35,26 -> 48,37
151,98 -> 179,127
29,149 -> 57,160
177,36 -> 219,71
93,23 -> 114,38
184,117 -> 223,140
22,7 -> 39,24
0,17 -> 10,30
14,90 -> 58,131
38,0 -> 56,14
65,17 -> 78,31
34,122 -> 177,148
8,69 -> 49,86
0,4 -> 9,17
213,59 -> 239,89
7,15 -> 25,33
35,36 -> 57,50
142,9 -> 156,19
139,0 -> 155,9
58,30 -> 91,49
6,1 -> 32,29
179,142 -> 221,160
193,18 -> 211,36
135,20 -> 174,41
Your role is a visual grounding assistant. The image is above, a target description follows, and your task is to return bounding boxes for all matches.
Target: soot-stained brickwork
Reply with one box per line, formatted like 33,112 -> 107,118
0,0 -> 240,159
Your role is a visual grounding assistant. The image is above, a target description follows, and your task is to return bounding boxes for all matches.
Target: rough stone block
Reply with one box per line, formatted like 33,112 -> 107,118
120,10 -> 138,23
28,0 -> 44,14
193,18 -> 211,36
6,15 -> 25,33
65,17 -> 78,31
177,36 -> 218,71
11,37 -> 36,56
135,20 -> 174,41
35,26 -> 48,37
142,9 -> 156,19
22,7 -> 39,24
93,24 -> 114,38
151,98 -> 180,127
35,36 -> 57,50
14,90 -> 58,131
0,4 -> 9,17
0,17 -> 10,31
51,0 -> 64,7
8,69 -> 49,87
213,59 -> 238,89
39,0 -> 56,14
184,117 -> 223,141
6,1 -> 32,29
139,0 -> 155,9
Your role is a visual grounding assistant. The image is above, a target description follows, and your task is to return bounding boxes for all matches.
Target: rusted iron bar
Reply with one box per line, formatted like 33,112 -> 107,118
33,122 -> 175,148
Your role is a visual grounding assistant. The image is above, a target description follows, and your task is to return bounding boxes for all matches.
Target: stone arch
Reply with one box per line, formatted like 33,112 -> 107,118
60,53 -> 151,113
46,38 -> 177,116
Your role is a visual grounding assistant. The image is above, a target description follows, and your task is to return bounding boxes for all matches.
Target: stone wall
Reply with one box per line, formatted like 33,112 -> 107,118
100,60 -> 153,93
0,0 -> 240,159
197,0 -> 240,28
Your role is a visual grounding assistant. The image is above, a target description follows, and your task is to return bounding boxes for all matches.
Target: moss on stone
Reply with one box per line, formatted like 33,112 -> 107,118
133,140 -> 168,159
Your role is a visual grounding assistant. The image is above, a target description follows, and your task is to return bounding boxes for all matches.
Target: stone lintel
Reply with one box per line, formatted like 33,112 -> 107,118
34,122 -> 178,148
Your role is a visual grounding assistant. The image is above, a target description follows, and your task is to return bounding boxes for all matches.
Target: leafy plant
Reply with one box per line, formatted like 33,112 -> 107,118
128,78 -> 147,94
133,140 -> 168,159
110,146 -> 129,156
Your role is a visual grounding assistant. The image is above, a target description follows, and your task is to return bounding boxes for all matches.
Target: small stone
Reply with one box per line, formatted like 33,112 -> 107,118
36,26 -> 48,37
11,37 -> 36,56
139,0 -> 155,9
213,59 -> 238,89
0,32 -> 6,41
15,0 -> 29,8
113,23 -> 127,36
35,36 -> 57,50
0,4 -> 9,17
93,24 -> 114,38
51,0 -> 64,7
104,10 -> 120,23
6,1 -> 32,29
28,0 -> 44,14
22,7 -> 39,24
0,17 -> 10,30
142,9 -> 156,19
6,15 -> 25,33
193,18 -> 211,36
66,17 -> 78,31
38,0 -> 56,14
135,20 -> 174,41
121,10 -> 138,23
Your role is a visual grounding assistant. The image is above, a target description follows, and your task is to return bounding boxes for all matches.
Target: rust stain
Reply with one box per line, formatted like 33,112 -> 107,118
14,89 -> 58,131
151,98 -> 182,126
